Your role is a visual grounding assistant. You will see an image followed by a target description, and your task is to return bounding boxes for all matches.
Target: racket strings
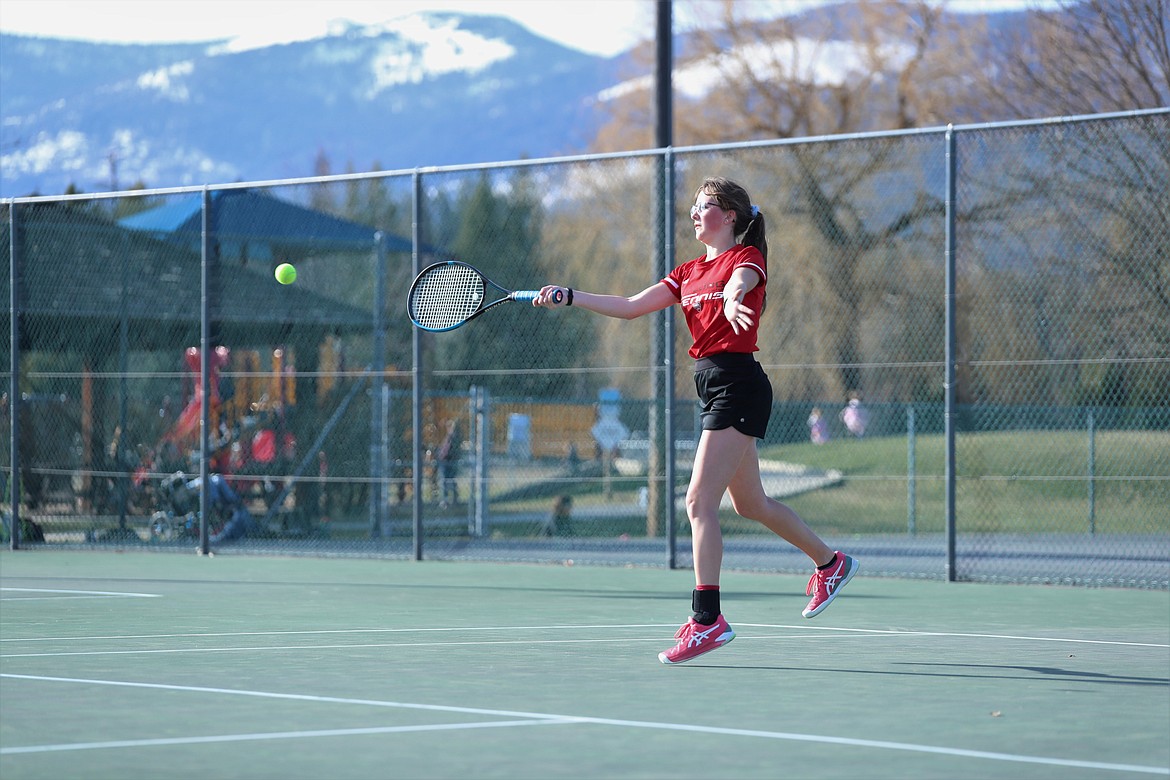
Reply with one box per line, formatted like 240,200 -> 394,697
410,264 -> 485,330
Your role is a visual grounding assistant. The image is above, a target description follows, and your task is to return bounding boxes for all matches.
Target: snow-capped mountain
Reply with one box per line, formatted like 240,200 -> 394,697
0,12 -> 628,197
1,4 -> 1058,199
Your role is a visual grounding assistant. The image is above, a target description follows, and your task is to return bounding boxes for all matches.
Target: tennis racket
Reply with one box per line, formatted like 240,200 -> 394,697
407,260 -> 561,332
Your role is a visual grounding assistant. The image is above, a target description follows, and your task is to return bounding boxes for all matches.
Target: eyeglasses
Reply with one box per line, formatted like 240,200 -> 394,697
690,201 -> 723,220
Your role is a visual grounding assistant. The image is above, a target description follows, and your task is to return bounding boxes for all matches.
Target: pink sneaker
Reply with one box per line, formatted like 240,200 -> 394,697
803,552 -> 858,618
658,615 -> 735,664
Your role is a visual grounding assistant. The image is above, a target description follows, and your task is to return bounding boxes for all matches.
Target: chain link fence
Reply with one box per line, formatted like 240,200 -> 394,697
3,109 -> 1167,588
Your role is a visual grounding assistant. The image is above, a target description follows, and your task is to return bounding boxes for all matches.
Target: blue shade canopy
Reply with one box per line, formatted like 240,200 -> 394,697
10,202 -> 377,353
120,188 -> 412,256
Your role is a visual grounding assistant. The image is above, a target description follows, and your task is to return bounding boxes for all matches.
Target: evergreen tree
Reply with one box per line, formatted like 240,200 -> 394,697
428,172 -> 589,399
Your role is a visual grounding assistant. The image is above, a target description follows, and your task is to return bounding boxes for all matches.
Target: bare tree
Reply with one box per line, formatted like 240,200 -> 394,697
593,1 -> 970,399
593,0 -> 1168,147
985,0 -> 1170,118
967,1 -> 1170,405
592,0 -> 985,151
584,0 -> 1168,404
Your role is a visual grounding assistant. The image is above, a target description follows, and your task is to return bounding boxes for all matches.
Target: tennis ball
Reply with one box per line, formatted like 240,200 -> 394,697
275,263 -> 297,285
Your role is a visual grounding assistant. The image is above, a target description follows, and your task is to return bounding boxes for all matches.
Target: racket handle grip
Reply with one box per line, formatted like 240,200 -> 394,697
513,290 -> 563,304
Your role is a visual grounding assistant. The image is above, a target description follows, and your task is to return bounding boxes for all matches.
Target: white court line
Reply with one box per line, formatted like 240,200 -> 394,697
0,718 -> 581,755
0,587 -> 161,600
0,636 -> 709,658
737,624 -> 1170,649
1,624 -> 1164,658
0,624 -> 677,642
1,673 -> 1166,776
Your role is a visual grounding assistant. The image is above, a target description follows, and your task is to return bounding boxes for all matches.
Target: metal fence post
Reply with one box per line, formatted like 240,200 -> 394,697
1088,409 -> 1096,535
473,385 -> 490,537
198,186 -> 212,556
467,389 -> 476,535
663,149 -> 677,568
411,171 -> 424,560
8,202 -> 21,549
907,405 -> 916,536
370,231 -> 387,538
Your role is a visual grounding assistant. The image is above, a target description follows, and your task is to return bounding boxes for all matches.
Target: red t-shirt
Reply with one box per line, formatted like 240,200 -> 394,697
663,244 -> 767,359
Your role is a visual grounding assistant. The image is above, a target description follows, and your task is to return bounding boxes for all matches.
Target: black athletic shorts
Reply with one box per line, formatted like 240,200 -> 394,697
693,352 -> 773,440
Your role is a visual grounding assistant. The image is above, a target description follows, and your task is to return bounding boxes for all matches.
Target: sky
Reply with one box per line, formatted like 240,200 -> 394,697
0,0 -> 1056,58
0,0 -> 656,57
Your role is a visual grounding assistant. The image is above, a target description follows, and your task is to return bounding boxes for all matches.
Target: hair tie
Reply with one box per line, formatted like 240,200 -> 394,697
750,205 -> 760,218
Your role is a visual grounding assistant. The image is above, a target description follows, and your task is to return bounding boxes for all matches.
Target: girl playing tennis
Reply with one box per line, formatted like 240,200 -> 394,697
533,176 -> 858,664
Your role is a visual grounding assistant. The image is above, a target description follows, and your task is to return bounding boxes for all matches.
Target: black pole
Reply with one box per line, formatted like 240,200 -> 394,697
655,0 -> 676,567
656,1 -> 672,149
944,126 -> 957,582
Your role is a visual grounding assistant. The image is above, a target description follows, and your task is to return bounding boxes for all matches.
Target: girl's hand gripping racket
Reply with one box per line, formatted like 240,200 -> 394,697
408,260 -> 561,332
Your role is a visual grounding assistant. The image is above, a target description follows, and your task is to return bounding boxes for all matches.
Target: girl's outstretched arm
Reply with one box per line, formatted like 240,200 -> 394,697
534,282 -> 675,320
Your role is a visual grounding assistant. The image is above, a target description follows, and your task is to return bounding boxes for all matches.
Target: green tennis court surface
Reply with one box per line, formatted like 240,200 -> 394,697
2,551 -> 1167,779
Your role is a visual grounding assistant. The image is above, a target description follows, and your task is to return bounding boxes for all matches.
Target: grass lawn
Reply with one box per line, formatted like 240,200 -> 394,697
485,429 -> 1168,538
762,429 -> 1168,535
